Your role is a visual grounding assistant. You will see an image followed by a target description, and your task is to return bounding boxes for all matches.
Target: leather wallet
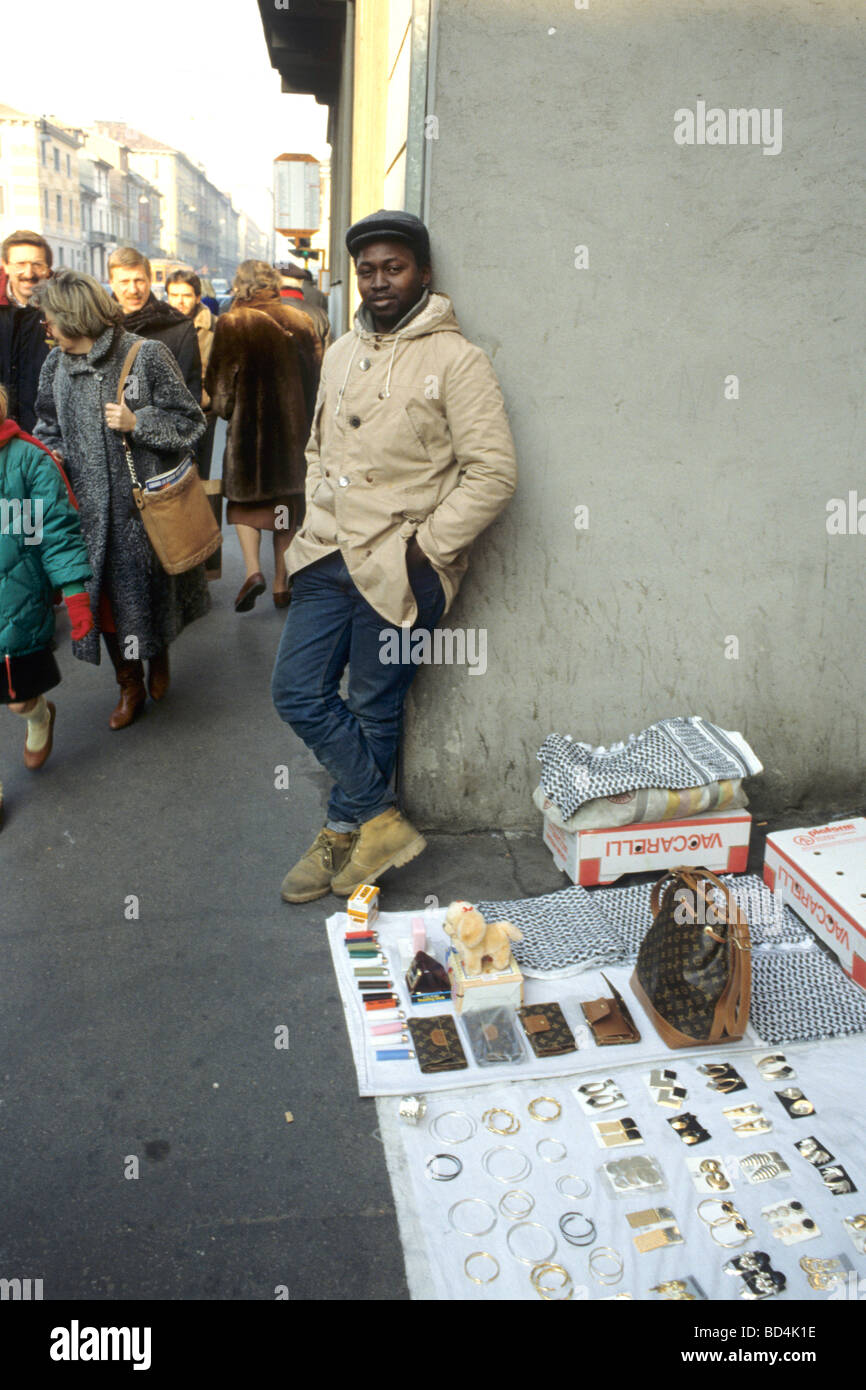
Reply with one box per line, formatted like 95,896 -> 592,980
516,1002 -> 577,1057
580,974 -> 640,1045
406,1015 -> 468,1073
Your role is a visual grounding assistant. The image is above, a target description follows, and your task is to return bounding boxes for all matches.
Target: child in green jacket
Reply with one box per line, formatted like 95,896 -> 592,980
0,384 -> 93,828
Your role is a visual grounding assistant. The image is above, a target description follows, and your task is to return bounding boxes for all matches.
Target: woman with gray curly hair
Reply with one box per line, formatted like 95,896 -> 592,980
205,259 -> 321,612
32,270 -> 209,729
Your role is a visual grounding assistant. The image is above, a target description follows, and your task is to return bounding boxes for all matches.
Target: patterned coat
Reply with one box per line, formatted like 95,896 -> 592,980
33,325 -> 209,664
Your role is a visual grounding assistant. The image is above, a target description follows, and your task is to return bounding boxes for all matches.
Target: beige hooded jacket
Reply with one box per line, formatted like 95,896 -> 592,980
287,292 -> 517,627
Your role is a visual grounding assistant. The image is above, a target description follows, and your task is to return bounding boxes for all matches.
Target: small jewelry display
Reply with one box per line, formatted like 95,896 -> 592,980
536,1137 -> 568,1164
556,1173 -> 592,1200
558,1211 -> 596,1247
591,1117 -> 643,1149
426,1153 -> 463,1182
685,1155 -> 734,1194
589,1245 -> 624,1286
464,1251 -> 499,1285
724,1251 -> 786,1300
573,1078 -> 627,1113
531,1262 -> 574,1300
505,1220 -> 557,1266
762,1198 -> 820,1246
739,1150 -> 791,1184
498,1188 -> 535,1220
448,1197 -> 497,1237
775,1086 -> 815,1118
698,1062 -> 745,1095
753,1051 -> 796,1082
483,1106 -> 520,1136
668,1113 -> 711,1146
482,1145 -> 532,1184
527,1095 -> 562,1123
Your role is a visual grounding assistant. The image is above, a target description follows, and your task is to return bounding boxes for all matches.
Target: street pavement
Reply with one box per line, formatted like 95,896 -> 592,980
0,516 -> 571,1302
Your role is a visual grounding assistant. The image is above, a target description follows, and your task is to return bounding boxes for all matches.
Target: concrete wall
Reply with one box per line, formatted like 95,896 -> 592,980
403,0 -> 865,828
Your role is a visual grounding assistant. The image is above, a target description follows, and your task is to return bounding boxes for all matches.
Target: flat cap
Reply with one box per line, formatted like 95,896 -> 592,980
346,209 -> 431,266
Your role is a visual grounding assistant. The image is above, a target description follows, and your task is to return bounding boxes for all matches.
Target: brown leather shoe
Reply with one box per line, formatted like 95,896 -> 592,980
235,571 -> 266,612
280,828 -> 355,903
272,590 -> 291,609
148,647 -> 170,700
23,701 -> 56,770
330,807 -> 426,897
109,665 -> 146,730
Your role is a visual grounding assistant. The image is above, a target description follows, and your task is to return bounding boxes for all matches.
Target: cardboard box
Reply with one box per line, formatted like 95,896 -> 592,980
763,818 -> 866,990
543,808 -> 751,886
348,884 -> 379,927
447,947 -> 524,1015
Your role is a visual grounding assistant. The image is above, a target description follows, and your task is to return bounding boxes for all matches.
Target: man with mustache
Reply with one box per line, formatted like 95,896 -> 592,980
0,230 -> 53,432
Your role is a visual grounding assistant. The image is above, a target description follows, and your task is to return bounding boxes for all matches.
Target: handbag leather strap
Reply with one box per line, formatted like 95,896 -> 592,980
116,340 -> 145,405
115,340 -> 145,492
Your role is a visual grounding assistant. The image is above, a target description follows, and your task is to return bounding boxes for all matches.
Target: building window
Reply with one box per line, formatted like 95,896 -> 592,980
66,153 -> 71,176
58,247 -> 64,265
53,147 -> 60,171
43,188 -> 49,218
69,198 -> 74,223
41,142 -> 47,165
56,193 -> 63,223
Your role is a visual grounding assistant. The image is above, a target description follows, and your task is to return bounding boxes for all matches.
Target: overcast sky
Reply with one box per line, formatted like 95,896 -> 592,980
5,0 -> 329,231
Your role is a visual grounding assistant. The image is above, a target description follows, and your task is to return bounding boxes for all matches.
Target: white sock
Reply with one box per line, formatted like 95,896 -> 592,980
12,696 -> 51,752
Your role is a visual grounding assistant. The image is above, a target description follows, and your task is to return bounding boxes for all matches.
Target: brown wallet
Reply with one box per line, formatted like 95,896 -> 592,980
580,975 -> 641,1045
516,1002 -> 577,1057
406,1015 -> 468,1073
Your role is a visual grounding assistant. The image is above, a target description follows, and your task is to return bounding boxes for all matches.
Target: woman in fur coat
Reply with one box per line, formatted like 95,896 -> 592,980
205,260 -> 321,612
32,271 -> 208,729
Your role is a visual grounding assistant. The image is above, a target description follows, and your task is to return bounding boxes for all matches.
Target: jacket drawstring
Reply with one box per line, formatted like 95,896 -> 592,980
383,328 -> 408,400
334,337 -> 361,417
335,325 -> 410,415
4,653 -> 15,700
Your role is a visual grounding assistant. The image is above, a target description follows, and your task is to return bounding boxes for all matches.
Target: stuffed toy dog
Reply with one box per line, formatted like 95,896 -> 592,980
443,900 -> 523,977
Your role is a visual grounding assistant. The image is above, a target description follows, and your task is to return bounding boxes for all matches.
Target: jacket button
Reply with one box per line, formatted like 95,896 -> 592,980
366,549 -> 372,557
365,473 -> 374,483
358,358 -> 371,371
349,415 -> 361,428
338,476 -> 349,488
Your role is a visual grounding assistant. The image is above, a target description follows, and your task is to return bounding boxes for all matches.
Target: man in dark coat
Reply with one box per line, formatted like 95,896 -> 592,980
108,247 -> 202,403
0,230 -> 54,432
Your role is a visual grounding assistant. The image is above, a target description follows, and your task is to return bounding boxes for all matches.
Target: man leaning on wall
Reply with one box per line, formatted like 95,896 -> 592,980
272,209 -> 517,905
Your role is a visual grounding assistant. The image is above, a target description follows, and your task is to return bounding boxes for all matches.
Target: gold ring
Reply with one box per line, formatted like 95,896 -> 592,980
531,1262 -> 573,1300
464,1251 -> 500,1285
499,1188 -> 535,1220
483,1107 -> 520,1136
528,1096 -> 562,1123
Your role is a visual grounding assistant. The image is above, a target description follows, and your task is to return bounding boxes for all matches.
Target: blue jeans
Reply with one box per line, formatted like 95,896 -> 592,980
272,549 -> 446,829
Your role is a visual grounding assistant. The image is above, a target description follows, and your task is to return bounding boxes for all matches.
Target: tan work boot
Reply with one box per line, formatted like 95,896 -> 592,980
280,827 -> 354,903
330,807 -> 426,897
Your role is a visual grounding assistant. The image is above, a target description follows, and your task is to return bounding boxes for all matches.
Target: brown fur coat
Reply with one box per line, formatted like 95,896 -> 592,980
205,293 -> 320,504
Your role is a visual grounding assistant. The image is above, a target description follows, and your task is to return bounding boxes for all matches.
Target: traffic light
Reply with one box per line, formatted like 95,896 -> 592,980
290,237 -> 320,262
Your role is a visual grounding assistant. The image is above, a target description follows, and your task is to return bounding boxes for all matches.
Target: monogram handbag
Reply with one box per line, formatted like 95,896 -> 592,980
630,866 -> 751,1048
118,342 -> 222,575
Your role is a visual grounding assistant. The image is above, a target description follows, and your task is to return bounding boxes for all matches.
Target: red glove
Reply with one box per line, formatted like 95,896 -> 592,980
64,591 -> 94,641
